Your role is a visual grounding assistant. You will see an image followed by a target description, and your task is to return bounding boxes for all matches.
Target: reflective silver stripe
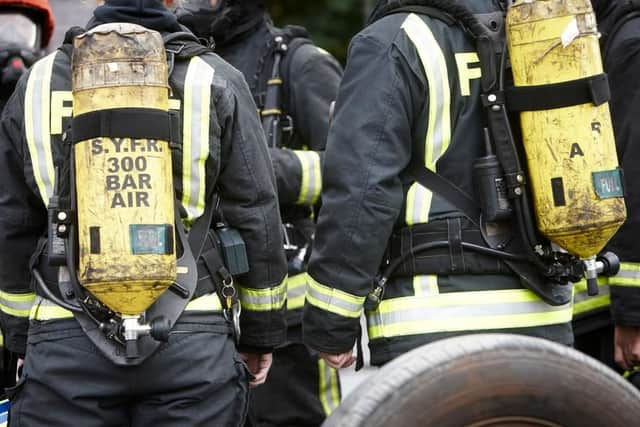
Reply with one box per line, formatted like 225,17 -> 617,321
306,275 -> 365,318
611,263 -> 640,285
287,273 -> 308,310
0,291 -> 36,318
294,150 -> 322,205
25,52 -> 58,205
238,279 -> 287,311
29,296 -> 72,320
402,14 -> 451,226
182,56 -> 215,222
367,289 -> 573,339
413,275 -> 438,296
318,358 -> 340,415
30,294 -> 224,321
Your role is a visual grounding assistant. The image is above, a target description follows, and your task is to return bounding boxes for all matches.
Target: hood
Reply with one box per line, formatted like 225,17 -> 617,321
176,0 -> 265,46
592,0 -> 623,44
92,0 -> 182,33
367,0 -> 506,25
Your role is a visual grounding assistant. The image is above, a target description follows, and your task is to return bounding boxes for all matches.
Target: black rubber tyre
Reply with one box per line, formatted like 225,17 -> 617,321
324,334 -> 640,426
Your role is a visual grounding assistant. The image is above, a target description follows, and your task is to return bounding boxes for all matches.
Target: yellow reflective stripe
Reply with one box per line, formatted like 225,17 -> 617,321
405,182 -> 433,226
610,262 -> 640,288
25,52 -> 57,205
30,293 -> 224,321
367,289 -> 572,339
239,278 -> 287,311
402,14 -> 451,226
413,275 -> 439,297
0,291 -> 36,318
318,358 -> 340,416
294,150 -> 322,205
182,56 -> 214,222
29,296 -> 73,320
0,331 -> 3,347
287,273 -> 308,310
184,293 -> 223,311
572,278 -> 610,316
306,275 -> 365,318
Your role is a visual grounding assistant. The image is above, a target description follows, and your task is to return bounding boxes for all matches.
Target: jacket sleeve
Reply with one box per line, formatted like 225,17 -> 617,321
269,45 -> 343,206
0,75 -> 43,355
605,28 -> 640,327
303,33 -> 419,353
216,67 -> 288,351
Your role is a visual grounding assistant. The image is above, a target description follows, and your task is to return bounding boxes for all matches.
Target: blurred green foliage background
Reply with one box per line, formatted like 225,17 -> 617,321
265,0 -> 378,64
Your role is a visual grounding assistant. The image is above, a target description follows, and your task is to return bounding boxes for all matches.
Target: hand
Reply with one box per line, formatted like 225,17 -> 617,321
319,351 -> 356,369
614,326 -> 640,370
240,352 -> 273,388
16,358 -> 24,382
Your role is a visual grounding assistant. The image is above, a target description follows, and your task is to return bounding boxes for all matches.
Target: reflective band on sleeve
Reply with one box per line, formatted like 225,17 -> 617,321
0,291 -> 36,318
306,275 -> 365,318
0,330 -> 3,347
413,275 -> 439,297
287,273 -> 308,311
572,278 -> 610,316
366,288 -> 572,339
402,14 -> 451,226
182,56 -> 215,222
294,150 -> 322,205
25,52 -> 58,206
239,278 -> 287,311
610,263 -> 640,288
318,358 -> 341,416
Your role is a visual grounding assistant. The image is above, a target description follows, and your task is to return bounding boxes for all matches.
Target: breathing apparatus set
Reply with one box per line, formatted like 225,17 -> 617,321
366,0 -> 627,310
32,23 -> 248,366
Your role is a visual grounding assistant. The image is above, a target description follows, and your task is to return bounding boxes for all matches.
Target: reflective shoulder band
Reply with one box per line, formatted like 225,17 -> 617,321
238,277 -> 287,311
25,52 -> 58,206
367,288 -> 573,339
293,150 -> 322,206
401,13 -> 451,226
181,56 -> 215,223
306,274 -> 365,318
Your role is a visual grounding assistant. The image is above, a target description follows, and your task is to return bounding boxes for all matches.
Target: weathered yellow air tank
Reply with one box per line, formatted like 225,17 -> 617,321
72,23 -> 176,315
506,0 -> 626,260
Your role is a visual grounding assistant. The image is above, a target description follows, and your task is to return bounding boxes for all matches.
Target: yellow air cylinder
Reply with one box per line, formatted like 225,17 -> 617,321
72,23 -> 176,315
506,0 -> 626,259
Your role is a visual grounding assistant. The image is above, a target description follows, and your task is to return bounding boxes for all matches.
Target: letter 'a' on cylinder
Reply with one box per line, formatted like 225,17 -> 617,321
72,23 -> 176,315
506,0 -> 627,259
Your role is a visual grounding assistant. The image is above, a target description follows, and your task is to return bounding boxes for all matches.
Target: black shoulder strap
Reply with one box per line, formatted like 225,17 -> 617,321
602,0 -> 640,60
278,25 -> 314,94
408,159 -> 481,226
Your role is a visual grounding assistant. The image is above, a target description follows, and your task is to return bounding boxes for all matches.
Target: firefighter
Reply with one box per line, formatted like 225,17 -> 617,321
583,0 -> 640,382
0,0 -> 54,393
0,0 -> 287,425
0,0 -> 54,111
302,0 -> 577,370
175,1 -> 344,425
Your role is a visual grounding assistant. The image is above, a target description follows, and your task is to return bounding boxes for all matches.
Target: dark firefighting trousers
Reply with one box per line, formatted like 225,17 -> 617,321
245,341 -> 341,427
7,312 -> 249,427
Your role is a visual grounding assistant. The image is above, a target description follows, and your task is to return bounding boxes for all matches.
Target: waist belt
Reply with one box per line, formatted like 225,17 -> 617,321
30,293 -> 224,321
388,217 -> 511,277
